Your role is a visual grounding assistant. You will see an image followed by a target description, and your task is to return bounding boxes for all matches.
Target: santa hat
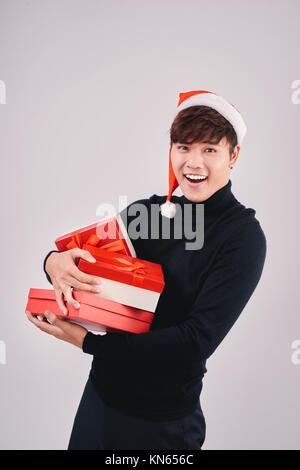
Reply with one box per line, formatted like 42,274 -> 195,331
160,90 -> 247,218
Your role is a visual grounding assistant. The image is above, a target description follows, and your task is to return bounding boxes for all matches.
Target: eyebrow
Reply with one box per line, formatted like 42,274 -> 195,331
177,141 -> 220,146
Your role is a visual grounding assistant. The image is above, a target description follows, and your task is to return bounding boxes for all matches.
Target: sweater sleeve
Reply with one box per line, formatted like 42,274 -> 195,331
82,221 -> 267,373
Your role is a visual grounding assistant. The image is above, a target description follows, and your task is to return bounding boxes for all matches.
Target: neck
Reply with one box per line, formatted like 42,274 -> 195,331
179,179 -> 236,213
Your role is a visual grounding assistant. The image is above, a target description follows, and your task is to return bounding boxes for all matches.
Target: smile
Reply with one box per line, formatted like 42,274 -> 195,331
184,174 -> 208,186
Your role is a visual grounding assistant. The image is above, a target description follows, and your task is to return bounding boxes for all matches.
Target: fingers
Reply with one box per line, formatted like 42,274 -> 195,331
54,280 -> 101,317
63,285 -> 81,310
69,264 -> 102,287
25,311 -> 61,337
52,249 -> 101,298
70,248 -> 96,264
45,247 -> 103,316
26,310 -> 88,349
54,289 -> 68,316
66,276 -> 102,294
44,311 -> 59,324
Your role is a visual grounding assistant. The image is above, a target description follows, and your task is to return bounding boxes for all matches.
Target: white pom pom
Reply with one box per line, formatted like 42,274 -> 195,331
160,200 -> 177,218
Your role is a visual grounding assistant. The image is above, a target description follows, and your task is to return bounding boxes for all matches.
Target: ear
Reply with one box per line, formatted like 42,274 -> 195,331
230,145 -> 240,166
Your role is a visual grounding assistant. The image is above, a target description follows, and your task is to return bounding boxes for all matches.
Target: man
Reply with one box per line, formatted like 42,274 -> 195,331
26,90 -> 267,450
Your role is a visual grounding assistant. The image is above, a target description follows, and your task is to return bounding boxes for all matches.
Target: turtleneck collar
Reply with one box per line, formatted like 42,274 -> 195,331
178,179 -> 236,213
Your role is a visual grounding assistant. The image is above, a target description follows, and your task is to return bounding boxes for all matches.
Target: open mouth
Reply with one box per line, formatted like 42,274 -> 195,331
184,174 -> 208,185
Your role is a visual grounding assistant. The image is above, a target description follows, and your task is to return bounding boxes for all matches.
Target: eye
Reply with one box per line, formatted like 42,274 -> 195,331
178,145 -> 188,150
205,148 -> 216,152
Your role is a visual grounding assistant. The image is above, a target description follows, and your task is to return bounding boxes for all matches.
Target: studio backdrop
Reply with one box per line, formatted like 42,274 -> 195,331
0,0 -> 299,450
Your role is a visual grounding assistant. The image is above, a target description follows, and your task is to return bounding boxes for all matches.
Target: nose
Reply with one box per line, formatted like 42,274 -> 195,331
186,159 -> 205,169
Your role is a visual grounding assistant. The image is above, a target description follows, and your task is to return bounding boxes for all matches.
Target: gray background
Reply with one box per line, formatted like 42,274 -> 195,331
0,0 -> 299,450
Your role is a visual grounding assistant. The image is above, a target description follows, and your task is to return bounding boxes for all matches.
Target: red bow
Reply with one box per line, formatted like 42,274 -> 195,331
66,232 -> 125,253
67,232 -> 147,287
109,257 -> 147,287
80,245 -> 148,288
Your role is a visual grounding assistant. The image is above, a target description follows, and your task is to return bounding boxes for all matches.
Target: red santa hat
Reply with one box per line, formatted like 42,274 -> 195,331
160,90 -> 247,218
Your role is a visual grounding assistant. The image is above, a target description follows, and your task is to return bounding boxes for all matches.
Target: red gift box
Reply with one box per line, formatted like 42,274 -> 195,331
79,246 -> 164,293
26,288 -> 154,334
55,214 -> 136,258
76,246 -> 165,312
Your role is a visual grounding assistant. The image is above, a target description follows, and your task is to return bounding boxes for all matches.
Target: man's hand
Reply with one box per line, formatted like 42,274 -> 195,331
45,249 -> 102,316
25,310 -> 88,349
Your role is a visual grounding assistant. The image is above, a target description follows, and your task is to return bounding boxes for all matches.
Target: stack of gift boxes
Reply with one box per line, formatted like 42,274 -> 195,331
26,214 -> 165,334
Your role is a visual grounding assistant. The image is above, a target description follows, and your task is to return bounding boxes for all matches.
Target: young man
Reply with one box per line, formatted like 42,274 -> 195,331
26,90 -> 267,450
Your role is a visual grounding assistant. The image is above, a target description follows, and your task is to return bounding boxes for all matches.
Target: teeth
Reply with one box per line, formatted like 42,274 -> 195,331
185,174 -> 207,180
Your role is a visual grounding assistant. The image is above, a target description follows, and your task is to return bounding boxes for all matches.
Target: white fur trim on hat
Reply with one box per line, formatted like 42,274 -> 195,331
174,92 -> 247,145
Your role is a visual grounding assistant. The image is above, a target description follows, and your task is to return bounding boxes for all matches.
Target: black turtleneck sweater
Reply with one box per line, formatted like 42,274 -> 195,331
43,180 -> 267,423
